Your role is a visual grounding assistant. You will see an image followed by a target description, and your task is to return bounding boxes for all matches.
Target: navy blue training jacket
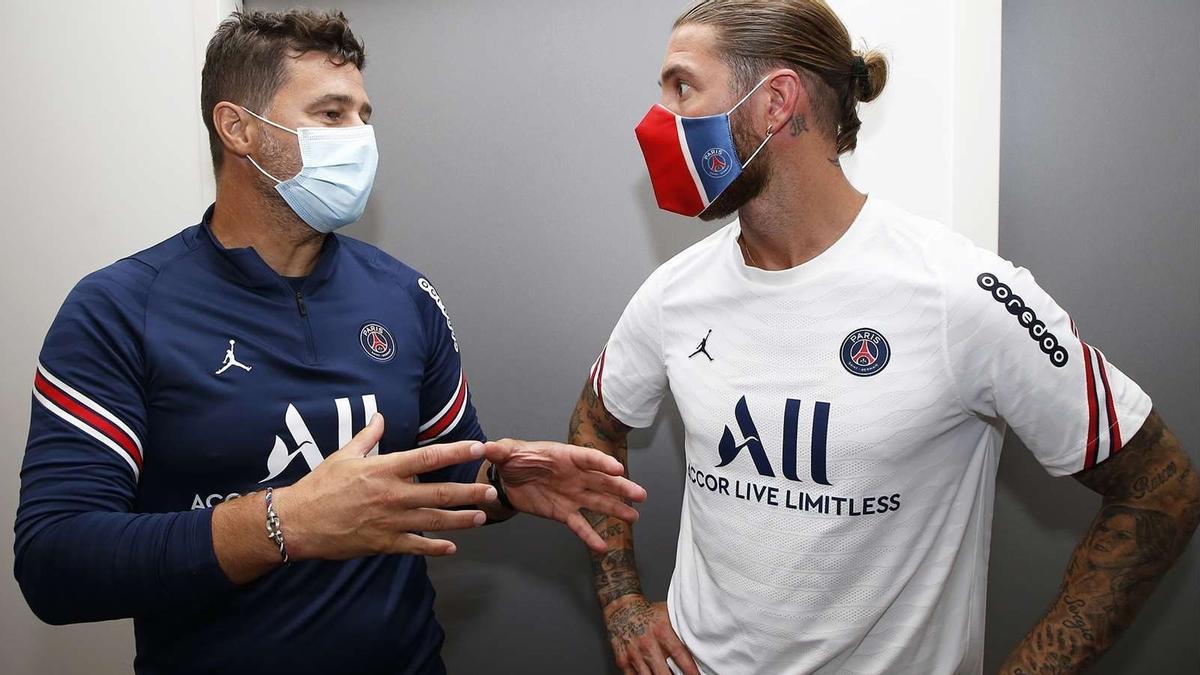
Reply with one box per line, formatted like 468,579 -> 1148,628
14,206 -> 485,674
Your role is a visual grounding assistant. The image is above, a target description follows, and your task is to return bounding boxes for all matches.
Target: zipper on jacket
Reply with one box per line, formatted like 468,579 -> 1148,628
294,291 -> 317,363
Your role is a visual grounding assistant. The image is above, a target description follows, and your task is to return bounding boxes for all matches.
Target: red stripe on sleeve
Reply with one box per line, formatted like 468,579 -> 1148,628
34,371 -> 143,468
1094,350 -> 1122,456
1080,342 -> 1100,470
417,374 -> 468,442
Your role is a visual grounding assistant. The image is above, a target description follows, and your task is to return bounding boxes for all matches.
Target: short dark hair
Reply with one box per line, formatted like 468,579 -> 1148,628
200,9 -> 366,173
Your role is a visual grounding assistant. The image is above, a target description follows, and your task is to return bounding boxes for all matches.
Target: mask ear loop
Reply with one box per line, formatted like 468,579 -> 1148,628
742,124 -> 775,170
240,106 -> 299,184
728,75 -> 776,170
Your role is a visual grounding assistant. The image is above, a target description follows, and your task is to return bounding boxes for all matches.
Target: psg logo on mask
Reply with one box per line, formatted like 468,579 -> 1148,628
701,147 -> 733,178
840,328 -> 890,377
359,322 -> 396,362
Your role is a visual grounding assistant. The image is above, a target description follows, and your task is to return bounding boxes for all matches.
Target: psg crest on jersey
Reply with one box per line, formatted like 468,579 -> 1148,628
840,328 -> 890,377
359,322 -> 395,362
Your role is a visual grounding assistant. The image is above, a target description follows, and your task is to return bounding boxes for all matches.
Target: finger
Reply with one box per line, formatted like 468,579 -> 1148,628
385,532 -> 458,557
397,507 -> 488,532
662,632 -> 700,675
382,440 -> 485,477
587,472 -> 649,504
579,491 -> 640,523
396,481 -> 497,509
566,510 -> 608,553
328,413 -> 385,460
631,652 -> 654,675
480,439 -> 517,464
567,445 -> 628,476
641,639 -> 674,675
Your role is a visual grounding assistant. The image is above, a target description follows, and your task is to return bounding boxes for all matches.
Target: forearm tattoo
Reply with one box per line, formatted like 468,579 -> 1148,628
1002,411 -> 1200,674
570,381 -> 640,608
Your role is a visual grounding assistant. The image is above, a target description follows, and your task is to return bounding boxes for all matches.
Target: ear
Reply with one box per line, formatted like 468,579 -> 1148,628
212,102 -> 257,160
763,68 -> 808,138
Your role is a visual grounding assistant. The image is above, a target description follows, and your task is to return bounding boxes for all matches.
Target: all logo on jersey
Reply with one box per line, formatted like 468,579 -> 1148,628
718,396 -> 831,484
359,322 -> 396,362
260,395 -> 379,483
840,328 -> 890,377
194,395 -> 379,508
977,272 -> 1068,367
701,147 -> 732,178
687,396 -> 902,518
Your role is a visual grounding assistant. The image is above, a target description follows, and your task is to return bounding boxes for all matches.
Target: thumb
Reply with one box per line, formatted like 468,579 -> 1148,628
482,438 -> 519,464
328,413 -> 385,460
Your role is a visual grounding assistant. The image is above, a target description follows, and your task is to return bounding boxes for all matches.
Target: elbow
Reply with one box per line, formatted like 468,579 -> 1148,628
15,556 -> 79,626
14,528 -> 92,626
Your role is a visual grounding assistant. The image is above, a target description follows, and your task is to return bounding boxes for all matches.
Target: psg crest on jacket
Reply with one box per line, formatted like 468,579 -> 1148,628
840,327 -> 890,377
359,321 -> 395,362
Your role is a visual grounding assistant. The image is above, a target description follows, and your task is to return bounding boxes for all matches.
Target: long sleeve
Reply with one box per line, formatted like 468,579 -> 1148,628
13,259 -> 234,625
407,274 -> 486,484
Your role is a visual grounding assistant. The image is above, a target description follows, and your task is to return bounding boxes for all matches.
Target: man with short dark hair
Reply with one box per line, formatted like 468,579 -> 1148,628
14,10 -> 644,675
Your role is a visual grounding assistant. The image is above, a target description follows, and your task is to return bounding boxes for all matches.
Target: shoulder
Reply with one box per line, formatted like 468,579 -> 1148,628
60,226 -> 202,325
867,199 -> 1018,299
334,234 -> 435,300
641,221 -> 738,298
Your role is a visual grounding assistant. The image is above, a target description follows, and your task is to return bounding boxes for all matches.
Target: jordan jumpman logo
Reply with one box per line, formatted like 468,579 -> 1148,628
215,339 -> 252,375
689,329 -> 714,361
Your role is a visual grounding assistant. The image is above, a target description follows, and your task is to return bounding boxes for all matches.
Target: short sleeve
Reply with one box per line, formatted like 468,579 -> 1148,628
944,246 -> 1152,476
589,267 -> 670,429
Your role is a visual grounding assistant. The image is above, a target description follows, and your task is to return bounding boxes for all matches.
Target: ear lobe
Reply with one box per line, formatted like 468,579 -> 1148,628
212,101 -> 255,158
767,69 -> 805,133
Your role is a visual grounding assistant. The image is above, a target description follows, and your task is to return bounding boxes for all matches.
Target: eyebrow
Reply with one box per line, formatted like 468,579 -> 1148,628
309,93 -> 373,119
658,64 -> 695,87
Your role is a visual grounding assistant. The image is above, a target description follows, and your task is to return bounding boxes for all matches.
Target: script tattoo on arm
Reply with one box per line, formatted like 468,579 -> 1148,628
1000,410 -> 1200,674
569,381 -> 641,609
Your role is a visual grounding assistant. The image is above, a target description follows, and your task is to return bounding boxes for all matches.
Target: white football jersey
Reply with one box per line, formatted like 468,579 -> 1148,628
590,197 -> 1151,675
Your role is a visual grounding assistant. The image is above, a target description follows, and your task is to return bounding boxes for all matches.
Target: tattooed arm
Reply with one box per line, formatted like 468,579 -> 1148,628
1000,410 -> 1200,674
569,382 -> 699,675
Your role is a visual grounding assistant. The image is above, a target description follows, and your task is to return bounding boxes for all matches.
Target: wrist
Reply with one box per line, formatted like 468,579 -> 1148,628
269,485 -> 309,560
601,591 -> 647,617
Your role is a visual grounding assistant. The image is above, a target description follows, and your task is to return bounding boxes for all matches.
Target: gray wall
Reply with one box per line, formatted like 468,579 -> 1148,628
4,0 -> 1193,673
250,0 -> 706,672
987,1 -> 1199,673
269,1 -> 1195,673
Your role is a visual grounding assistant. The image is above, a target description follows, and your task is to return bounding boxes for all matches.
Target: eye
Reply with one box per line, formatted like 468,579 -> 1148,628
322,110 -> 342,121
678,81 -> 693,97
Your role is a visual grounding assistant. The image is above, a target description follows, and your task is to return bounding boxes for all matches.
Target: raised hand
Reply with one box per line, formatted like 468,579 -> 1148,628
482,439 -> 648,552
274,413 -> 498,559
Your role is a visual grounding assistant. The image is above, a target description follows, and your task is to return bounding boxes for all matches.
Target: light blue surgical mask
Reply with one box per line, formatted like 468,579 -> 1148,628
242,107 -> 379,233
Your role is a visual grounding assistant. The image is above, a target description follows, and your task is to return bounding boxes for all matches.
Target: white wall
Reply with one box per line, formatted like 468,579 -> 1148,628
0,2 -> 235,672
833,0 -> 1001,251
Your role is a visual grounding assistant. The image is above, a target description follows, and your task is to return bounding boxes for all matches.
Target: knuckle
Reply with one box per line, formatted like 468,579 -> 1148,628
417,446 -> 438,470
425,512 -> 445,531
435,485 -> 454,507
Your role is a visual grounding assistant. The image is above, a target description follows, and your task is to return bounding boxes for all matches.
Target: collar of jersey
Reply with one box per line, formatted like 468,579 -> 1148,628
197,204 -> 341,294
728,194 -> 876,287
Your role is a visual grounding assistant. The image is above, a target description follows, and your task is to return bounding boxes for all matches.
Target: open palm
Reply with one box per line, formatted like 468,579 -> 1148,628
483,439 -> 646,551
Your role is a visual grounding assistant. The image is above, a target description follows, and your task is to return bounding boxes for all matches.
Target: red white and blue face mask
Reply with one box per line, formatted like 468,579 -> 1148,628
634,76 -> 774,217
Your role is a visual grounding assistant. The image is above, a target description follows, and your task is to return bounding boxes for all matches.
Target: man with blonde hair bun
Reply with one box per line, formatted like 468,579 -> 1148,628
570,1 -> 1198,673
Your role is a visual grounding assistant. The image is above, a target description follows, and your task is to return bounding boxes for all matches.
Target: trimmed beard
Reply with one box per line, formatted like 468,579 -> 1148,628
699,114 -> 771,221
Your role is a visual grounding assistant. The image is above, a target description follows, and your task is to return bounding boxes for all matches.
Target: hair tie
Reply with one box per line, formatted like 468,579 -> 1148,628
851,54 -> 868,80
